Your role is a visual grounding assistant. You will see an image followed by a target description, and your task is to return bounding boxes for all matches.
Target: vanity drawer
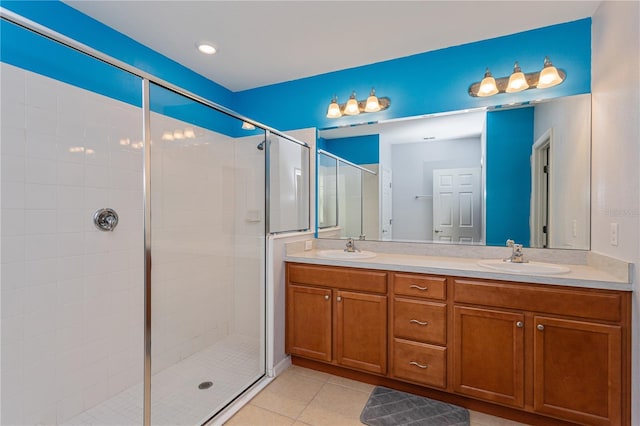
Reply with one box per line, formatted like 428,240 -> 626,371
287,263 -> 387,293
453,278 -> 623,322
393,273 -> 446,300
393,339 -> 446,388
394,298 -> 446,345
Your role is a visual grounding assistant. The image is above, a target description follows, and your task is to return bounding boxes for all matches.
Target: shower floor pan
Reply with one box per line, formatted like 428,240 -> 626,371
62,334 -> 262,426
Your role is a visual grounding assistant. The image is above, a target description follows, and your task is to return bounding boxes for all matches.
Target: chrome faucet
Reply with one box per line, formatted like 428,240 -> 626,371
505,239 -> 528,263
344,238 -> 358,253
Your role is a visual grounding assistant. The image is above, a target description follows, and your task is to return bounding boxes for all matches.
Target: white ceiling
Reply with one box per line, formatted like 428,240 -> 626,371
63,0 -> 601,92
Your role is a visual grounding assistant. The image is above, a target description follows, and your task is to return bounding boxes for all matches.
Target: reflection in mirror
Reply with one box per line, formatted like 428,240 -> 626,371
316,150 -> 377,240
317,94 -> 591,250
318,152 -> 338,228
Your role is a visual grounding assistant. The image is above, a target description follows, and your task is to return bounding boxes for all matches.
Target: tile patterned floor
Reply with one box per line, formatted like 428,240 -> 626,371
225,365 -> 529,426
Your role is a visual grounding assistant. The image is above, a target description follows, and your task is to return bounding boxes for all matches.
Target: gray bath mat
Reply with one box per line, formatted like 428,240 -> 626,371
360,386 -> 470,426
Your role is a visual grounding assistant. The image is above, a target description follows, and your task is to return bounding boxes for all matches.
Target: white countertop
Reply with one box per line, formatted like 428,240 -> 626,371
285,250 -> 633,291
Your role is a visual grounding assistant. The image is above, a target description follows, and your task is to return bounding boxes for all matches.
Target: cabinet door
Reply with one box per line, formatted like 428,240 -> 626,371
453,306 -> 525,408
335,290 -> 387,374
286,285 -> 332,361
533,316 -> 622,426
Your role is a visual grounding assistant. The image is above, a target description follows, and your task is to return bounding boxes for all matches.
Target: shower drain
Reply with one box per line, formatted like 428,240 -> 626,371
198,381 -> 213,390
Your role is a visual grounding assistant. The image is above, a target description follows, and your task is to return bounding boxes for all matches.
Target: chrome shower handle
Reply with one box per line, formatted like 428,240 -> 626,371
94,208 -> 119,232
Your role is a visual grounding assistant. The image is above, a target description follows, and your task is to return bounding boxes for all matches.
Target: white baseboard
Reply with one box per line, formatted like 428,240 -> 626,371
271,355 -> 292,377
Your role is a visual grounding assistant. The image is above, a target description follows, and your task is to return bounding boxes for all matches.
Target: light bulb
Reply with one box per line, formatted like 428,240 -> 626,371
537,56 -> 563,89
477,68 -> 498,97
326,96 -> 342,118
506,62 -> 529,93
197,43 -> 217,55
364,88 -> 381,112
343,92 -> 360,115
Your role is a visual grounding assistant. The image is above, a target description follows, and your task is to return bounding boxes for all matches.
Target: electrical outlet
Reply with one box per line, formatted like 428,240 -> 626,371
610,223 -> 619,246
304,240 -> 313,251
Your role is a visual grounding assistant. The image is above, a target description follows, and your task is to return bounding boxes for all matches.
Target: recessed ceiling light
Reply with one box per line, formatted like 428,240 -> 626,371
197,43 -> 217,55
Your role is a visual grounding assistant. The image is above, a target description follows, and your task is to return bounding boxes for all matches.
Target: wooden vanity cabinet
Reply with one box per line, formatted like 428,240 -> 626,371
453,278 -> 628,426
286,263 -> 631,426
286,263 -> 388,375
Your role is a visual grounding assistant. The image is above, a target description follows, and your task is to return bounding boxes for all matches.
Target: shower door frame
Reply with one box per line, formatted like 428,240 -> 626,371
1,7 -> 310,426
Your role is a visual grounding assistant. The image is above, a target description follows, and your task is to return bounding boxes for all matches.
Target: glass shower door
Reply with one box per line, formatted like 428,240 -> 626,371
147,83 -> 266,425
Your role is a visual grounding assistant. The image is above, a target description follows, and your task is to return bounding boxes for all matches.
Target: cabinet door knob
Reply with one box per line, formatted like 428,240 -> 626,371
537,324 -> 545,331
516,321 -> 524,328
324,295 -> 330,300
410,319 -> 429,326
409,284 -> 428,291
337,296 -> 342,302
409,361 -> 428,369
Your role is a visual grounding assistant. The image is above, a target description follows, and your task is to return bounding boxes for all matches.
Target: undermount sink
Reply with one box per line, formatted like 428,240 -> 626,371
477,259 -> 570,275
317,249 -> 377,260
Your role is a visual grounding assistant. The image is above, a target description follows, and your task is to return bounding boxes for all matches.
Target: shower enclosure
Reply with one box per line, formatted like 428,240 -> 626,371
317,149 -> 376,240
0,10 -> 309,426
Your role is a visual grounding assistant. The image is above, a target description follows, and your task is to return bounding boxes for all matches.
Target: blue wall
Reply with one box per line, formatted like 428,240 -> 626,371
2,1 -> 591,136
1,17 -> 143,107
318,135 -> 380,165
1,0 -> 234,109
1,2 -> 248,137
486,108 -> 535,246
234,19 -> 591,131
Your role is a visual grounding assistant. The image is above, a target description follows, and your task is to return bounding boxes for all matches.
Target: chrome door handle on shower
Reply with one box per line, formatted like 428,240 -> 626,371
94,208 -> 119,232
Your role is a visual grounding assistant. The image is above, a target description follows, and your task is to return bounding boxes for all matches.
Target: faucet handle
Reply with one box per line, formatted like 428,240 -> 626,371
506,239 -> 515,247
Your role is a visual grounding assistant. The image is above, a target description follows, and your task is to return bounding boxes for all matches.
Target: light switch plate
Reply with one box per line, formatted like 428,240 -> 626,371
304,240 -> 313,251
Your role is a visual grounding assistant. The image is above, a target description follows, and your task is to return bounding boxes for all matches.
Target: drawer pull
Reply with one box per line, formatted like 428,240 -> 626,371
409,361 -> 429,369
409,284 -> 428,291
409,319 -> 429,326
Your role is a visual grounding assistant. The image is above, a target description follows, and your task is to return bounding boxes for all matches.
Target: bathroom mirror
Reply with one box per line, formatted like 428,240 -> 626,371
317,93 -> 591,250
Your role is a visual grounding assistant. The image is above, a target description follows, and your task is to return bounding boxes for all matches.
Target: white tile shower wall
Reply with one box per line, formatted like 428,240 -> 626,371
149,113 -> 239,374
0,63 -> 144,425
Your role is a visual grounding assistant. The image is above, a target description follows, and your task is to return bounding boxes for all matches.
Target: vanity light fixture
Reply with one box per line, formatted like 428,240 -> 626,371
469,56 -> 566,97
241,121 -> 256,130
326,87 -> 390,118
